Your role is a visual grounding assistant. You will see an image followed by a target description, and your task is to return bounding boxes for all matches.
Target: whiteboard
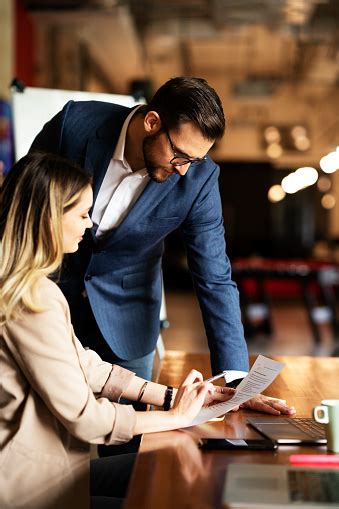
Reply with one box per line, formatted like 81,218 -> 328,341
11,86 -> 143,161
10,84 -> 168,335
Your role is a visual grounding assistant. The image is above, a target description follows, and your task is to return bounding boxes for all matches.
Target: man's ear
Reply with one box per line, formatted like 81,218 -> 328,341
144,111 -> 161,134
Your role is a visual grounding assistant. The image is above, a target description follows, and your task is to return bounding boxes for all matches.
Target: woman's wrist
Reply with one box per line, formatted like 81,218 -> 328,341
121,375 -> 180,410
170,387 -> 178,408
167,407 -> 188,428
133,408 -> 186,435
122,377 -> 168,407
163,386 -> 174,410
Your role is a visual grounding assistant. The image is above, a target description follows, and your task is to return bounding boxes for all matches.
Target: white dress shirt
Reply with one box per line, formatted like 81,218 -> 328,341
91,107 -> 149,237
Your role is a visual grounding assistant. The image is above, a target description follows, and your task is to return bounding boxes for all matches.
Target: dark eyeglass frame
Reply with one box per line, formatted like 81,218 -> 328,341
161,119 -> 207,167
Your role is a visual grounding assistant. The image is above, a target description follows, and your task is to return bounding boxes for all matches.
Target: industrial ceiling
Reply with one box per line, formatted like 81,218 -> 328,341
23,0 -> 339,166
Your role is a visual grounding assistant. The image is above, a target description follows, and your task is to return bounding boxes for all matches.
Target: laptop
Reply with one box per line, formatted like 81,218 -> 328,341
247,417 -> 327,445
223,463 -> 339,508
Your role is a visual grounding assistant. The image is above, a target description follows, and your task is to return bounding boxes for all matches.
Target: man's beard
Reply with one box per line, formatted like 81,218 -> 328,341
143,134 -> 175,183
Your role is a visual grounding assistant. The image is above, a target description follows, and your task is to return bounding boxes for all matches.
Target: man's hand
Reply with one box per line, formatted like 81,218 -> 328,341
239,394 -> 296,415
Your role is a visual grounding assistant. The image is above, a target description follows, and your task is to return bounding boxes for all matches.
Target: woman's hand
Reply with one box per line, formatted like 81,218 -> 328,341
203,385 -> 236,407
170,370 -> 213,427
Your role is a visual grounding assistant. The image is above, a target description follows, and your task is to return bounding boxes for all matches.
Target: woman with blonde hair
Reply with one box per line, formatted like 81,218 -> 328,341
0,152 -> 237,509
0,152 -> 296,508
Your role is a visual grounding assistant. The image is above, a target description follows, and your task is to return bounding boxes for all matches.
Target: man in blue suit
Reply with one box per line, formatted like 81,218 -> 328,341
30,77 -> 297,424
31,76 -> 250,384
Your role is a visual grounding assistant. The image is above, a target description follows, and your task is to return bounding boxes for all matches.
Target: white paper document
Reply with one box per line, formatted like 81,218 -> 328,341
190,355 -> 285,426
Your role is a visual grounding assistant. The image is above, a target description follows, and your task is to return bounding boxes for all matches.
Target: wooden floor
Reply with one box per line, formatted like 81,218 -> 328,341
161,290 -> 338,357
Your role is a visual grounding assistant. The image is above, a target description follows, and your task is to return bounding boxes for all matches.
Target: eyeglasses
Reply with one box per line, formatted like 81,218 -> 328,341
162,120 -> 207,167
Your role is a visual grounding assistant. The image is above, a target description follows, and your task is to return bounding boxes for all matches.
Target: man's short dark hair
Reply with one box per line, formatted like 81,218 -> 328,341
145,76 -> 225,140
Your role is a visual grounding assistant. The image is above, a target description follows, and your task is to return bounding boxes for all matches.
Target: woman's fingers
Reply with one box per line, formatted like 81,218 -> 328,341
175,381 -> 211,412
174,370 -> 204,407
211,387 -> 235,400
180,369 -> 204,387
203,385 -> 236,406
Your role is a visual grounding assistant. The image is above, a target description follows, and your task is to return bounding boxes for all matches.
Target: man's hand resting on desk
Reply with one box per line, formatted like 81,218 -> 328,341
239,395 -> 296,415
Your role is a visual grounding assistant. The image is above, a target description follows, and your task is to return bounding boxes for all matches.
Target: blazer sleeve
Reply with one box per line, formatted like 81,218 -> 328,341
182,164 -> 249,374
76,342 -> 136,401
5,280 -> 136,445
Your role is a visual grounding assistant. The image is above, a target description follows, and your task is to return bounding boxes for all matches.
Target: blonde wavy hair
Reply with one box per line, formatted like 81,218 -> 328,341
0,152 -> 92,323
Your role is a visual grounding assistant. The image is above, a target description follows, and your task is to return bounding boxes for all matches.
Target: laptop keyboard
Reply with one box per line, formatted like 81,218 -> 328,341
288,470 -> 339,503
287,418 -> 326,438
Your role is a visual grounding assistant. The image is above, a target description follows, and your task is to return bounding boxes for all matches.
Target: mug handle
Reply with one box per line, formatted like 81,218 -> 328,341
313,405 -> 329,424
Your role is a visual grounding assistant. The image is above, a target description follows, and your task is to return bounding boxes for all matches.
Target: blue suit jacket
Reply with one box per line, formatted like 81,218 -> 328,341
30,100 -> 249,373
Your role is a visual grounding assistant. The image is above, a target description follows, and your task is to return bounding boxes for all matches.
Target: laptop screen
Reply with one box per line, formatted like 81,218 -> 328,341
223,464 -> 339,507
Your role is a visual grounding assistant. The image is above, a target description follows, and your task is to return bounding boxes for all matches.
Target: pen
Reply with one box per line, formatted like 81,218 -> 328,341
205,371 -> 228,383
290,454 -> 339,467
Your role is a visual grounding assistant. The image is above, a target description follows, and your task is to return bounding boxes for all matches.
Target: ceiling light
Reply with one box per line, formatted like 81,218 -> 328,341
281,167 -> 318,194
320,148 -> 339,173
290,125 -> 307,138
321,194 -> 336,209
266,143 -> 283,159
281,174 -> 298,194
264,126 -> 281,143
294,136 -> 311,151
317,175 -> 331,193
295,167 -> 318,187
268,185 -> 286,203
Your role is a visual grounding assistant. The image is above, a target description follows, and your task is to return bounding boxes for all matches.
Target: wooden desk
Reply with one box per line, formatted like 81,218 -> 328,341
124,352 -> 339,509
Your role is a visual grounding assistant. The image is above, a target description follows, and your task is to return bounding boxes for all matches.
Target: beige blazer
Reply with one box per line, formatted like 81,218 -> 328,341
0,277 -> 136,509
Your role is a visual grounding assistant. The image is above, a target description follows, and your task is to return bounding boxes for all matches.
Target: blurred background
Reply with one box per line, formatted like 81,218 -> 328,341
1,0 -> 339,356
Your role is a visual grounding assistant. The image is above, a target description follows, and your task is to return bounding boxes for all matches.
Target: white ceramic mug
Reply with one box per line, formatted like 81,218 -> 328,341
313,399 -> 339,453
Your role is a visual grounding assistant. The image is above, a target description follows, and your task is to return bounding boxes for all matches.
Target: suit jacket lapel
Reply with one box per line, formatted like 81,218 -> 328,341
84,106 -> 132,203
85,138 -> 113,204
83,106 -> 132,245
102,173 -> 180,247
